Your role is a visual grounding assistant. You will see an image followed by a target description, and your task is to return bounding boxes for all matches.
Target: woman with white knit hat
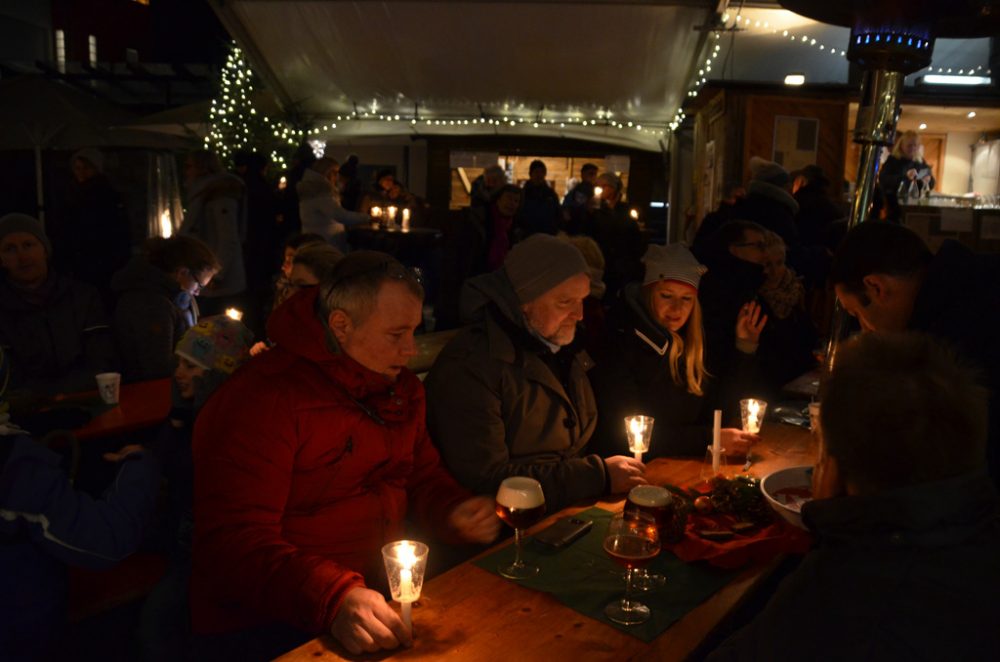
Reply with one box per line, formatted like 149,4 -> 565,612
590,243 -> 766,459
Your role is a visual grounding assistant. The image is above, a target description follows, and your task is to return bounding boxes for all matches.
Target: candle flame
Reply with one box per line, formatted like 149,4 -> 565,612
159,209 -> 172,238
371,206 -> 382,217
225,308 -> 243,321
387,205 -> 398,219
594,186 -> 603,198
629,208 -> 639,220
397,541 -> 417,569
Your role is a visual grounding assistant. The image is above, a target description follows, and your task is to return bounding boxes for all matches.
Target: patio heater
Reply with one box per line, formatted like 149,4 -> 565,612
777,0 -> 1000,369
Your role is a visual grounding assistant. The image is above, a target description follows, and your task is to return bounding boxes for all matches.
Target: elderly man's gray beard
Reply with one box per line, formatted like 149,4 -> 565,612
522,310 -> 575,353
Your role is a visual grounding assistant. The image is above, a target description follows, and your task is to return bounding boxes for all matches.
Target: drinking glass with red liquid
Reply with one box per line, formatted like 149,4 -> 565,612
603,510 -> 660,625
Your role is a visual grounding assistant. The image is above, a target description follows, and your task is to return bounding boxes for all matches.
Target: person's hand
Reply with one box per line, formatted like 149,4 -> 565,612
605,455 -> 647,494
102,444 -> 145,462
330,587 -> 412,655
735,301 -> 767,346
720,428 -> 759,457
249,341 -> 270,357
921,175 -> 932,187
448,495 -> 501,545
906,168 -> 917,180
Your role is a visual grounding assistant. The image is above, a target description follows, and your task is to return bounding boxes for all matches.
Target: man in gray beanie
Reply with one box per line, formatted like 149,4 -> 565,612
425,234 -> 646,518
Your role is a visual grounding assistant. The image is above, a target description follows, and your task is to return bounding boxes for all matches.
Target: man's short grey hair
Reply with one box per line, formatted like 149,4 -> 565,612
318,251 -> 423,324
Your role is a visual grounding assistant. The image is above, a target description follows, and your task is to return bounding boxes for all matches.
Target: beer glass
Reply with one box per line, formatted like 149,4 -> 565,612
495,477 -> 546,579
603,510 -> 660,625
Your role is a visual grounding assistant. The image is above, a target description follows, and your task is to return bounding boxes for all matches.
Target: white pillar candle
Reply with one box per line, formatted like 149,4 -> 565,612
712,409 -> 722,474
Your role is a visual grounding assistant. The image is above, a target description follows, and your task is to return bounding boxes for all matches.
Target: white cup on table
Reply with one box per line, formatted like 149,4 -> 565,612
95,372 -> 121,405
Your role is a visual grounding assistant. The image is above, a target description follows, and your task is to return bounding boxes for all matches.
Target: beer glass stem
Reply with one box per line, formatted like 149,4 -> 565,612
513,527 -> 525,569
622,568 -> 634,611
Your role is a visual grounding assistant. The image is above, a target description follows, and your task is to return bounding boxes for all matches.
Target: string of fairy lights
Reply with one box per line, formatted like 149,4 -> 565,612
207,19 -> 990,161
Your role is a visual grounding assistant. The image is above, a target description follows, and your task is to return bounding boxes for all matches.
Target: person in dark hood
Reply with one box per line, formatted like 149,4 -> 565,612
112,235 -> 220,382
425,234 -> 647,514
52,148 -> 131,307
0,213 -> 116,398
791,164 -> 844,249
708,332 -> 1000,661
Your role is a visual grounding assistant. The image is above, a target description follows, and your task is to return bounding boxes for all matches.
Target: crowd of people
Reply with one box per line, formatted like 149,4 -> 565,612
1,139 -> 998,661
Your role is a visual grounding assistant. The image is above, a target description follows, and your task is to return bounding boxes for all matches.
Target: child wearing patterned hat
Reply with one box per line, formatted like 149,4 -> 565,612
126,315 -> 252,659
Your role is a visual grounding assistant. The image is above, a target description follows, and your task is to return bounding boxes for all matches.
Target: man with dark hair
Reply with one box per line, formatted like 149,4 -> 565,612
190,251 -> 499,658
426,235 -> 646,513
709,332 -> 1000,660
516,159 -> 560,237
831,221 -> 1000,485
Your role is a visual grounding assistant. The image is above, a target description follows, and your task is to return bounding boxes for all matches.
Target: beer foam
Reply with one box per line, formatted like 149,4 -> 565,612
628,485 -> 672,507
497,477 -> 545,509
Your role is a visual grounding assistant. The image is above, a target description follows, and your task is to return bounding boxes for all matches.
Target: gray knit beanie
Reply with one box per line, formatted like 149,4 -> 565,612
750,156 -> 790,188
503,234 -> 589,304
642,243 -> 707,289
0,213 -> 52,256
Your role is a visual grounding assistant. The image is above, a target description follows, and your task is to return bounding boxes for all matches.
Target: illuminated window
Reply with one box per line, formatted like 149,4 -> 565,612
88,34 -> 97,67
55,29 -> 65,73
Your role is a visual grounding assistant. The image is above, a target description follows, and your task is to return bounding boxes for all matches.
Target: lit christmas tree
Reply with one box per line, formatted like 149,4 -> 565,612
205,42 -> 272,166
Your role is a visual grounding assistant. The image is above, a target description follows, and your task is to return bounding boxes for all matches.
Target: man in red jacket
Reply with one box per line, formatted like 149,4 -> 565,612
191,251 -> 499,659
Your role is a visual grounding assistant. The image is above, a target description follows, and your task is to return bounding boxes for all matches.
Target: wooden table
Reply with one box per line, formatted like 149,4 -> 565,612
56,378 -> 172,441
276,423 -> 817,662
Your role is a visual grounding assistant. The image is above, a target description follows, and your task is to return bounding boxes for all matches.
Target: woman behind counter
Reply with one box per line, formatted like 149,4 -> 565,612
880,130 -> 935,223
590,244 -> 765,460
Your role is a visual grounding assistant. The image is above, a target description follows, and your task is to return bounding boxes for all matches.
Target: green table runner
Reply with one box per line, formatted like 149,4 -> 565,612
473,507 -> 739,642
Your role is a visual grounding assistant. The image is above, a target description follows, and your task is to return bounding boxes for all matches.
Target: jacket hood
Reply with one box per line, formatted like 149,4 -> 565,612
266,286 -> 338,366
296,168 -> 333,201
111,256 -> 180,297
747,180 -> 800,215
186,172 -> 245,203
459,269 -> 526,330
803,470 -> 999,549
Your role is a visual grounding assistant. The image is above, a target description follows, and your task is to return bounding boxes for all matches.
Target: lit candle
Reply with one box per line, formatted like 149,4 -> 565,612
387,205 -> 398,222
382,540 -> 428,635
624,415 -> 653,462
712,409 -> 722,475
629,418 -> 645,461
225,308 -> 243,321
278,176 -> 287,191
401,208 -> 411,231
593,186 -> 603,199
747,400 -> 760,434
629,208 -> 639,220
371,205 -> 382,218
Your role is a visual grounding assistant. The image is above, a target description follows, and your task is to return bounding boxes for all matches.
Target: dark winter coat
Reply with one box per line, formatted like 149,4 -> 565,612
709,471 -> 1000,661
590,282 -> 757,458
909,241 -> 1000,487
585,202 -> 645,305
0,273 -> 116,395
0,433 -> 159,661
180,172 -> 247,297
517,180 -> 560,237
793,183 -> 845,249
424,270 -> 608,514
112,256 -> 195,382
732,181 -> 800,247
190,287 -> 470,635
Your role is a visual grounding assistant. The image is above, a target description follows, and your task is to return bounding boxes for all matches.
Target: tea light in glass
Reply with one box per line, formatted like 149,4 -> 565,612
381,540 -> 429,632
625,415 -> 653,462
740,398 -> 767,435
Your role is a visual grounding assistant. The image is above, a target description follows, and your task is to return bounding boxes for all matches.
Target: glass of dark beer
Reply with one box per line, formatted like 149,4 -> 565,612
495,477 -> 546,579
603,510 -> 660,625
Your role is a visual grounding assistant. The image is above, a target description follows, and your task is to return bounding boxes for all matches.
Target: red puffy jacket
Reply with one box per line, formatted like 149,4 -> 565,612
190,287 -> 470,634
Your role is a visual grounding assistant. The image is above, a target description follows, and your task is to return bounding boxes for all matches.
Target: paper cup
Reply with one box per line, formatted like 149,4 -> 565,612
96,372 -> 121,405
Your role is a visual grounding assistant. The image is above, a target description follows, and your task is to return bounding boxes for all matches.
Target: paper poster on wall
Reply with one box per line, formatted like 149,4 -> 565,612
772,116 -> 819,172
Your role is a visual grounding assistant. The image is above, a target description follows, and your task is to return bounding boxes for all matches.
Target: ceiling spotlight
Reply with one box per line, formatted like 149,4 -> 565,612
968,111 -> 977,118
918,123 -> 928,130
784,73 -> 805,86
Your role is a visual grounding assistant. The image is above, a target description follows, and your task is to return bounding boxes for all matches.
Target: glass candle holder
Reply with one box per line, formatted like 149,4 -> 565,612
624,415 -> 654,461
382,540 -> 429,632
739,399 -> 767,435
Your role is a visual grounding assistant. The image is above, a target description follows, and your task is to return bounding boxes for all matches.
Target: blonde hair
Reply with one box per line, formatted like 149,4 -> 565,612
641,283 -> 707,396
891,130 -> 922,161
